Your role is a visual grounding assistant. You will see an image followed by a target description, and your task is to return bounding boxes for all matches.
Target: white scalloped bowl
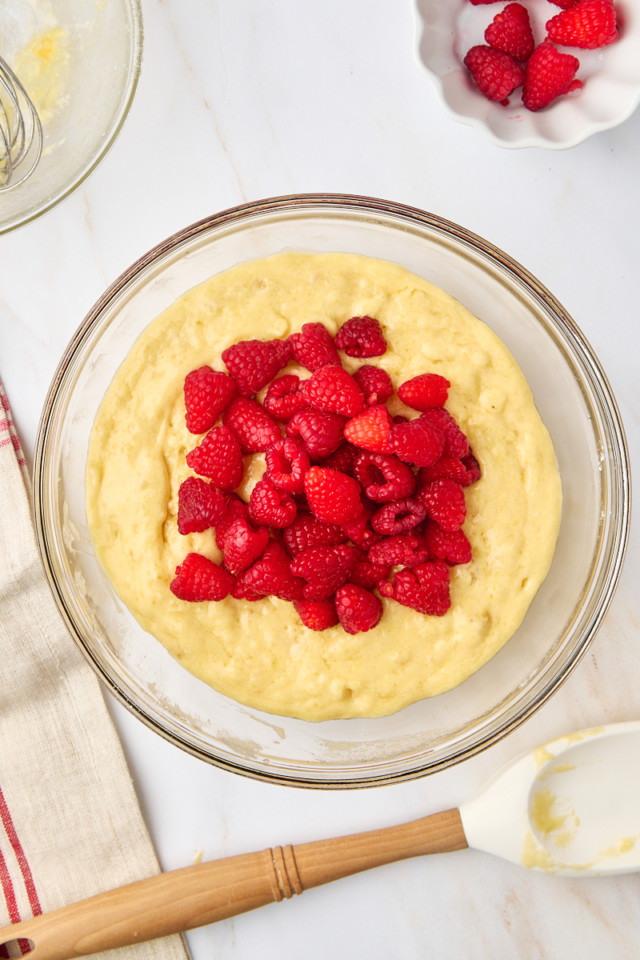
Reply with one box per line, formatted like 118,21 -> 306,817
415,0 -> 640,148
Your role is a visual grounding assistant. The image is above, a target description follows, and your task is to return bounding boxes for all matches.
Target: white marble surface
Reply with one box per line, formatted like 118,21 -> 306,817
2,1 -> 640,957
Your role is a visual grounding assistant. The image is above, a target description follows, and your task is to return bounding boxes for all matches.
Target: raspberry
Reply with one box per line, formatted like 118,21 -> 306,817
335,316 -> 387,358
173,328 -> 480,633
343,404 -> 393,454
248,476 -> 297,528
371,498 -> 427,535
294,598 -> 339,631
419,409 -> 469,459
221,338 -> 291,397
398,373 -> 450,411
186,425 -> 244,492
283,512 -> 347,556
349,559 -> 392,590
353,451 -> 415,503
289,322 -> 341,372
546,0 -> 618,49
214,494 -> 249,551
463,45 -> 526,104
417,478 -> 467,532
460,454 -> 482,486
184,366 -> 237,434
290,543 -> 359,601
221,517 -> 270,575
352,365 -> 394,406
286,408 -> 346,460
170,553 -> 236,602
340,502 -> 383,551
414,562 -> 451,614
368,532 -> 430,568
417,453 -> 481,488
176,476 -> 227,535
263,374 -> 308,422
233,540 -> 304,602
322,442 -> 358,475
548,0 -> 578,8
303,365 -> 365,418
223,397 -> 281,453
231,579 -> 264,602
389,417 -> 445,468
522,42 -> 582,111
485,3 -> 535,61
378,562 -> 451,617
424,522 -> 472,566
264,437 -> 310,494
304,466 -> 363,525
335,583 -> 383,634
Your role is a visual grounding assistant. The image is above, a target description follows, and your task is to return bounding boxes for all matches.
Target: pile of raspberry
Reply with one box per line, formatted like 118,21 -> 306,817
170,315 -> 480,636
464,0 -> 619,111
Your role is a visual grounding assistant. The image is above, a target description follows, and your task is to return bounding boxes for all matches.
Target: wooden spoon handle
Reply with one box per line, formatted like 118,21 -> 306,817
0,808 -> 467,960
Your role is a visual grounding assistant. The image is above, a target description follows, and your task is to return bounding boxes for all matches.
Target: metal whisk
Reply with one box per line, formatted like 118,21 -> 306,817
0,54 -> 42,190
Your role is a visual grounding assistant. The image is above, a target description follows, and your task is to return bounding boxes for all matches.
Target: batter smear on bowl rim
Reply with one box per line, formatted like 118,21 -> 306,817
86,253 -> 562,721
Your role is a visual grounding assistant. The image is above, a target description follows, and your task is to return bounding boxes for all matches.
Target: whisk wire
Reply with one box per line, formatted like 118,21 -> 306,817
0,54 -> 43,190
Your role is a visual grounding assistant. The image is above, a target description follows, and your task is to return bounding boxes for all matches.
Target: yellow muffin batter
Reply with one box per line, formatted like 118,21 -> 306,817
86,253 -> 562,721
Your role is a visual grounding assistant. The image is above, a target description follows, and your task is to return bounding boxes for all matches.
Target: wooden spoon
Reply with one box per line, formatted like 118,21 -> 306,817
0,809 -> 465,959
1,722 -> 638,960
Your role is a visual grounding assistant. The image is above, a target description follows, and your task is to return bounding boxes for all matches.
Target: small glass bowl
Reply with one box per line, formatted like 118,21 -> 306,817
0,0 -> 142,233
415,0 -> 640,149
33,195 -> 630,788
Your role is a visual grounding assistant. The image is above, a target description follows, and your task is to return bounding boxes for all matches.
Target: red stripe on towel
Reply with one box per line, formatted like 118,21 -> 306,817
0,435 -> 22,454
0,847 -> 29,957
0,845 -> 20,923
0,785 -> 41,920
0,387 -> 27,471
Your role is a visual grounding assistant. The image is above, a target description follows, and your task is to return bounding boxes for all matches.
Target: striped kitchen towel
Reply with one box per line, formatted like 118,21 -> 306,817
0,382 -> 190,959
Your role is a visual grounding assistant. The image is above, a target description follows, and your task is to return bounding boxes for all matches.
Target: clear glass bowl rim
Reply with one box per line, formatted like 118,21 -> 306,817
33,193 -> 632,788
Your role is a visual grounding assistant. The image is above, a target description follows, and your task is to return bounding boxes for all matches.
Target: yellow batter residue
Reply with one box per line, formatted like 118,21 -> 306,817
13,27 -> 69,123
521,829 -> 562,873
599,836 -> 638,858
529,787 -> 580,849
86,253 -> 562,721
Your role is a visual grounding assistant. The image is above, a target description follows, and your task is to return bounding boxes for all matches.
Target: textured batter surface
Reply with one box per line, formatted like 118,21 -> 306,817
86,253 -> 562,721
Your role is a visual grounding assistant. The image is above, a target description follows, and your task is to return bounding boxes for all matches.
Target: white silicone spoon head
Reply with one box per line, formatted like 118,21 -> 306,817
460,721 -> 640,876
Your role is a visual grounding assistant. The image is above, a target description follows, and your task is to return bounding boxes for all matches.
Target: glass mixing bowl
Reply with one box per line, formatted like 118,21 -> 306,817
33,195 -> 630,788
0,0 -> 142,233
